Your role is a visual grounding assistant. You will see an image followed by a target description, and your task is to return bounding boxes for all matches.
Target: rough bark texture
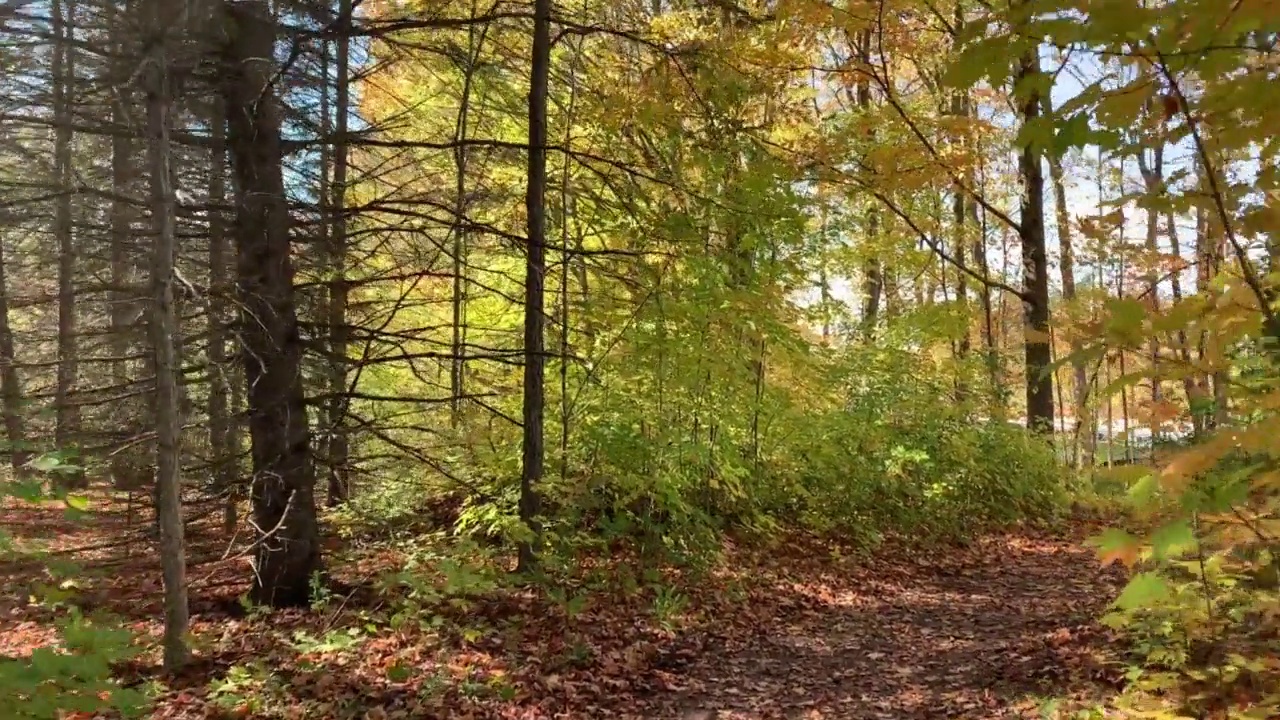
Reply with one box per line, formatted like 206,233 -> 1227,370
518,0 -> 551,573
0,228 -> 26,473
1137,145 -> 1165,427
327,0 -> 351,507
856,28 -> 882,337
52,0 -> 82,480
207,94 -> 237,535
1046,128 -> 1091,462
327,0 -> 353,504
144,8 -> 189,669
1016,44 -> 1054,435
220,0 -> 320,607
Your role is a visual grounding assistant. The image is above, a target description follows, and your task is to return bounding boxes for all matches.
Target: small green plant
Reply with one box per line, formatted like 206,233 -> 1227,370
546,586 -> 589,619
289,627 -> 365,656
308,571 -> 335,612
0,452 -> 148,720
208,662 -> 273,713
651,585 -> 689,632
0,607 -> 148,719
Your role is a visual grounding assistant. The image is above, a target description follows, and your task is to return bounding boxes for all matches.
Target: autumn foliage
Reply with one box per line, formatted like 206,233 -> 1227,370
0,0 -> 1277,718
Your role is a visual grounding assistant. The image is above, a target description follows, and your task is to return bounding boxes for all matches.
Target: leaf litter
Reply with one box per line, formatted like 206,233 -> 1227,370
1,499 -> 1128,719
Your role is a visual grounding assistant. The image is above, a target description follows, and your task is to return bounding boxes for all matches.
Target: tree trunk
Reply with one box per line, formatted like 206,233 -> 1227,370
951,86 -> 971,400
52,0 -> 82,479
449,1 -> 484,428
208,96 -> 236,535
1137,144 -> 1164,436
1165,210 -> 1201,432
518,0 -> 551,573
219,0 -> 320,607
0,231 -> 27,474
1045,118 -> 1091,463
143,6 -> 188,669
1016,42 -> 1054,435
108,1 -> 135,441
326,0 -> 352,506
856,28 -> 882,338
975,162 -> 1002,413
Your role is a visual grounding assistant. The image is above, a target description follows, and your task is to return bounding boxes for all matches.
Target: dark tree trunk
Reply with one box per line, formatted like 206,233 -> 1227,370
1016,42 -> 1054,435
108,1 -> 136,432
52,0 -> 83,481
856,27 -> 882,337
1137,144 -> 1165,434
326,0 -> 352,507
1045,98 -> 1091,463
219,0 -> 320,607
518,0 -> 551,573
143,2 -> 189,667
208,97 -> 237,535
0,231 -> 26,474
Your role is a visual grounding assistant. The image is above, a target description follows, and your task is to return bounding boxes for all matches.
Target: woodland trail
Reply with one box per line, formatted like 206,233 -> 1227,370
636,531 -> 1125,720
0,502 -> 1127,720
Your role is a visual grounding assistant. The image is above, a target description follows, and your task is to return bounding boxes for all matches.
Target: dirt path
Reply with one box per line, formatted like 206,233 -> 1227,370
637,532 -> 1125,720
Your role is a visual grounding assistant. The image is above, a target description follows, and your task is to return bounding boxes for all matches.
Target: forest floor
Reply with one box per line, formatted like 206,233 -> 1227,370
1,494 -> 1128,719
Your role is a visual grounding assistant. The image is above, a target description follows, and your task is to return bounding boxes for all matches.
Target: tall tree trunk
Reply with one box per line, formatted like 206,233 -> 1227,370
326,0 -> 351,506
856,27 -> 882,338
1165,211 -> 1201,432
558,18 -> 584,478
143,5 -> 188,668
1016,41 -> 1054,435
52,0 -> 82,479
950,3 -> 971,394
450,0 -> 484,428
108,1 -> 134,439
518,0 -> 551,573
0,232 -> 26,474
208,97 -> 236,535
951,97 -> 971,400
975,161 -> 1002,413
1137,144 -> 1165,437
220,0 -> 320,607
1045,105 -> 1091,463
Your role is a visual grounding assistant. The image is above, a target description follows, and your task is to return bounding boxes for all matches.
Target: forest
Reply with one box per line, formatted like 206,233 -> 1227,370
0,0 -> 1276,717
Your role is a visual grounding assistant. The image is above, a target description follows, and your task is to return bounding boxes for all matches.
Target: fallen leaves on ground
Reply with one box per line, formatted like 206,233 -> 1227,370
1,499 -> 1127,719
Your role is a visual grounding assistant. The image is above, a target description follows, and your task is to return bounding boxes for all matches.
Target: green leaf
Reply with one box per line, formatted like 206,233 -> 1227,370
1148,520 -> 1197,561
1052,112 -> 1090,158
943,37 -> 1013,89
1091,527 -> 1138,554
64,495 -> 90,512
28,454 -> 63,473
385,662 -> 411,683
1114,572 -> 1171,610
1103,297 -> 1147,341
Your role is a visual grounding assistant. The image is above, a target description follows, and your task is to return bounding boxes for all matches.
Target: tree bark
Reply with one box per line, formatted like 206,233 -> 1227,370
1016,42 -> 1054,435
1045,121 -> 1091,463
52,0 -> 82,481
219,0 -> 320,606
518,0 -> 551,573
1164,210 -> 1201,432
208,94 -> 236,535
449,1 -> 484,428
1137,143 -> 1165,436
856,27 -> 882,338
326,0 -> 351,507
108,0 -> 136,445
0,231 -> 26,474
143,3 -> 189,668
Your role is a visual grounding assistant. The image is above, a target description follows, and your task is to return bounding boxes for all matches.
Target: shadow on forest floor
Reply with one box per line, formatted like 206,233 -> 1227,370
1,492 -> 1127,719
641,532 -> 1126,719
